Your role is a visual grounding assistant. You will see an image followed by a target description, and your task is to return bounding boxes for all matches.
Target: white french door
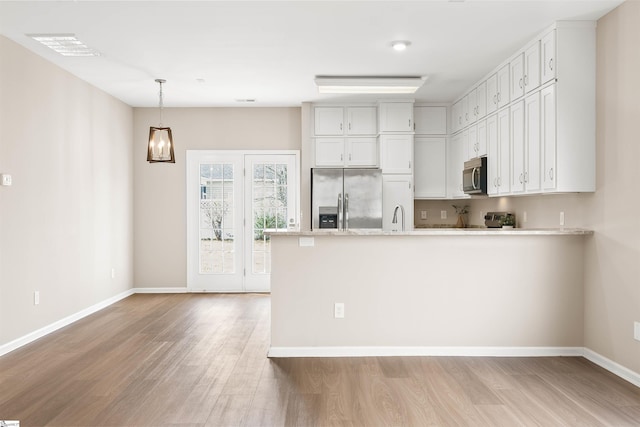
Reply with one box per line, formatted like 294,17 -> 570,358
187,151 -> 299,292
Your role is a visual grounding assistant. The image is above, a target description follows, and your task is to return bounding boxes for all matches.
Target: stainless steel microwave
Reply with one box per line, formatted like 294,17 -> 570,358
463,157 -> 487,195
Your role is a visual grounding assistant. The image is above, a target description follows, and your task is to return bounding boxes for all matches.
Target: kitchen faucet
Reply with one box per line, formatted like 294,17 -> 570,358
392,204 -> 405,232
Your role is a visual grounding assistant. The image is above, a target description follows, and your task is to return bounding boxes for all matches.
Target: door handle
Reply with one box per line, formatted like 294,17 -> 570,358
337,193 -> 343,230
344,193 -> 349,230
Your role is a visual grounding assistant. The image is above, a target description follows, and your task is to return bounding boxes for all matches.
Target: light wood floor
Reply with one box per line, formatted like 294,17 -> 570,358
1,294 -> 639,426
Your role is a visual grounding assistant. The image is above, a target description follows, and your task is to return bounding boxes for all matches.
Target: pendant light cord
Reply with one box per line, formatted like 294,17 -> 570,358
155,78 -> 166,127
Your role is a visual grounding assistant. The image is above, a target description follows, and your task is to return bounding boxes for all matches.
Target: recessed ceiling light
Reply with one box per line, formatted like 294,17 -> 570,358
391,41 -> 411,52
27,33 -> 100,57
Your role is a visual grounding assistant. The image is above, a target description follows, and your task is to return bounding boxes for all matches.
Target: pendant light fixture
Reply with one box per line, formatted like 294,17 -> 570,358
147,79 -> 175,163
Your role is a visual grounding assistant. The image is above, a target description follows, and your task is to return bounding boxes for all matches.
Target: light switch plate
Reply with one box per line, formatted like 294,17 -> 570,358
334,303 -> 345,319
441,210 -> 447,219
421,210 -> 428,220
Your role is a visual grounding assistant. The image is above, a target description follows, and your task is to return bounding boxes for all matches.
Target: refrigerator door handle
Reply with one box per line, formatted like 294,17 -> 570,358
344,193 -> 349,230
337,193 -> 343,230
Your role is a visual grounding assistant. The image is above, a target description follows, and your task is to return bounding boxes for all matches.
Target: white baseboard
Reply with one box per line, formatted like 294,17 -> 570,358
132,287 -> 188,293
267,346 -> 584,358
583,348 -> 640,388
0,289 -> 134,358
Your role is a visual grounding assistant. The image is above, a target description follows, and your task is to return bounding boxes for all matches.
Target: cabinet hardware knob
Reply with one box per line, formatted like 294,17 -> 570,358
348,123 -> 351,130
524,75 -> 528,86
340,123 -> 343,131
497,92 -> 501,103
549,168 -> 554,180
519,78 -> 523,89
549,58 -> 554,71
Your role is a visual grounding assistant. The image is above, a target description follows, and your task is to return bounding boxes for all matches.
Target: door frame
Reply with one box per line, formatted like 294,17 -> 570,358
186,150 -> 300,293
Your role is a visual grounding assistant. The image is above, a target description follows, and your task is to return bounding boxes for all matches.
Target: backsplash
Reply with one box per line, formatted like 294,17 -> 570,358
414,193 -> 594,229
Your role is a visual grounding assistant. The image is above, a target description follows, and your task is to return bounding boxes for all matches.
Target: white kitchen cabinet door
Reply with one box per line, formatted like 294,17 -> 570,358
414,137 -> 446,199
510,52 -> 525,102
510,100 -> 526,194
314,138 -> 345,167
461,94 -> 470,127
452,100 -> 463,133
380,134 -> 413,174
346,137 -> 378,167
497,107 -> 511,194
467,88 -> 478,125
314,107 -> 344,136
448,132 -> 466,198
346,106 -> 377,135
541,84 -> 557,191
383,175 -> 414,231
541,30 -> 556,84
462,128 -> 471,162
497,64 -> 510,109
476,81 -> 487,120
486,73 -> 498,115
524,41 -> 541,93
487,114 -> 499,195
379,102 -> 414,133
414,106 -> 447,135
524,91 -> 541,193
487,110 -> 510,196
467,125 -> 478,159
476,119 -> 488,157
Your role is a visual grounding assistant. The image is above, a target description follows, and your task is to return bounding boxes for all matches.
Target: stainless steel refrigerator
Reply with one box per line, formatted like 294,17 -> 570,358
311,168 -> 383,230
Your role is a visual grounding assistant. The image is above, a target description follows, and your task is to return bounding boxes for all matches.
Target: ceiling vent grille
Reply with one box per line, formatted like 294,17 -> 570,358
27,33 -> 101,57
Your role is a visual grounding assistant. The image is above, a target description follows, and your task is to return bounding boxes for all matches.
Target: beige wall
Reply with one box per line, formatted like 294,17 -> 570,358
584,1 -> 640,374
0,37 -> 134,346
133,107 -> 301,287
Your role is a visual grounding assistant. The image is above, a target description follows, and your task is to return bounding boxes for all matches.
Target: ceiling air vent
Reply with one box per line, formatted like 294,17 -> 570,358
27,33 -> 101,57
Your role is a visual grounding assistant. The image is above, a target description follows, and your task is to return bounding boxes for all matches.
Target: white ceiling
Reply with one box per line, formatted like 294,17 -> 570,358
0,0 -> 625,107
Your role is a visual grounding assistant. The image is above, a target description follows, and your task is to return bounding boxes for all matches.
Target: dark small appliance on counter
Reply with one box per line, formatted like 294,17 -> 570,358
484,211 -> 515,228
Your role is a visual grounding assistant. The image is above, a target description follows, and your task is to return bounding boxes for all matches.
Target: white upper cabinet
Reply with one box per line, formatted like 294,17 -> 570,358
452,100 -> 463,133
448,132 -> 467,199
315,137 -> 378,168
414,137 -> 447,199
496,64 -> 510,109
380,134 -> 413,174
347,107 -> 378,135
524,92 -> 542,193
486,73 -> 498,115
476,119 -> 488,158
541,29 -> 556,84
466,89 -> 477,125
476,81 -> 487,120
313,106 -> 377,136
314,107 -> 345,136
379,102 -> 414,133
510,100 -> 526,193
524,41 -> 541,93
541,84 -> 557,191
414,106 -> 447,135
510,52 -> 525,102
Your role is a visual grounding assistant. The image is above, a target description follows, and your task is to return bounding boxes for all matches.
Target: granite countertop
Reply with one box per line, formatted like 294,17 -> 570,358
266,228 -> 594,236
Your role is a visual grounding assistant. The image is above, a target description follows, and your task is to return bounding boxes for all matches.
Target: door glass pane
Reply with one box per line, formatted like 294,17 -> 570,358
252,162 -> 288,274
199,163 -> 235,274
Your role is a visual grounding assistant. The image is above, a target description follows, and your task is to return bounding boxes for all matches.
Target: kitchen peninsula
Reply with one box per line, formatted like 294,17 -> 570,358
268,228 -> 592,357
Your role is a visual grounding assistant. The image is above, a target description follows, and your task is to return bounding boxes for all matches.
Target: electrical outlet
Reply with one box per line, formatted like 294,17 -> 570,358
523,211 -> 528,223
560,211 -> 565,226
334,302 -> 345,319
34,291 -> 40,305
421,210 -> 428,220
634,322 -> 640,341
441,210 -> 447,219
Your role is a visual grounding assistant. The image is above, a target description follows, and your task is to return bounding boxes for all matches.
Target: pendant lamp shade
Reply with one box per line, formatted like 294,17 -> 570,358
147,79 -> 175,163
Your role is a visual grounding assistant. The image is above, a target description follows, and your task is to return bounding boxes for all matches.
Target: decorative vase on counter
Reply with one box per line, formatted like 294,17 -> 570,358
455,214 -> 466,228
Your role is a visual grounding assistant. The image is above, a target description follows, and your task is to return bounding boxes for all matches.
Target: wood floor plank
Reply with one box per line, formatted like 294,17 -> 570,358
1,293 -> 639,427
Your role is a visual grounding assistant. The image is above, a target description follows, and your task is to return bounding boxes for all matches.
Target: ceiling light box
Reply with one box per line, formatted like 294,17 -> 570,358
314,76 -> 426,94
